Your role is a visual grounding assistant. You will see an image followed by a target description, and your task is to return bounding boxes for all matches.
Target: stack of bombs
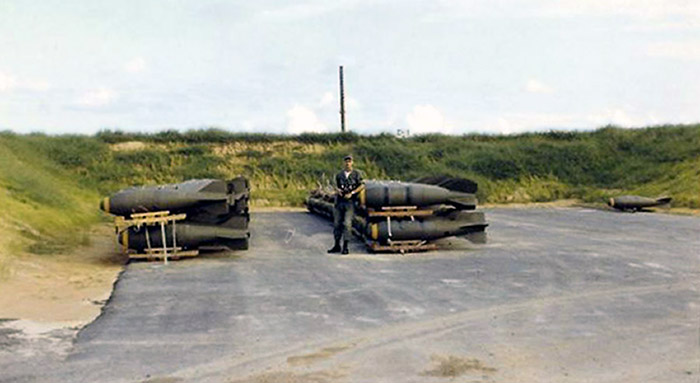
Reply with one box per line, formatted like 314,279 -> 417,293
306,176 -> 488,249
100,177 -> 250,252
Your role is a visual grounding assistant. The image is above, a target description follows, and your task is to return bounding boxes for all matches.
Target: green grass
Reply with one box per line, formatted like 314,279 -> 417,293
0,134 -> 103,275
1,124 -> 699,265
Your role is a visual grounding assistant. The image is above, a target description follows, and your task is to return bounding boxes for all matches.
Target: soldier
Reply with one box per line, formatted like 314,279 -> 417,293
328,155 -> 365,254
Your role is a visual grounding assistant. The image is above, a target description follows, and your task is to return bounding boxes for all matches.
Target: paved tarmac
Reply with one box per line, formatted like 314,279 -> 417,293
1,208 -> 699,383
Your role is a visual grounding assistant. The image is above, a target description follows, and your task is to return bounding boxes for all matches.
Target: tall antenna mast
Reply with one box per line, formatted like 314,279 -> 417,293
339,66 -> 346,133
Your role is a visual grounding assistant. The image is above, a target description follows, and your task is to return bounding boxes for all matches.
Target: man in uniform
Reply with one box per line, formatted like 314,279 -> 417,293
328,155 -> 364,255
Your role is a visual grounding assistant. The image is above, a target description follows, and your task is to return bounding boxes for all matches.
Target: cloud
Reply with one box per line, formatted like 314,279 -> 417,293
478,113 -> 579,134
623,20 -> 700,31
424,1 -> 700,29
124,57 -> 147,73
257,0 -> 365,22
525,78 -> 554,94
319,91 -> 360,112
78,88 -> 117,107
0,72 -> 17,92
0,71 -> 50,92
318,91 -> 335,107
405,104 -> 453,134
475,108 -> 660,134
23,79 -> 51,92
286,105 -> 329,133
586,108 -> 658,127
240,120 -> 257,132
346,96 -> 361,111
646,41 -> 700,61
538,0 -> 700,21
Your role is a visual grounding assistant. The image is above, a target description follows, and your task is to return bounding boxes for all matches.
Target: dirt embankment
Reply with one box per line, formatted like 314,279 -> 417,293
0,224 -> 126,327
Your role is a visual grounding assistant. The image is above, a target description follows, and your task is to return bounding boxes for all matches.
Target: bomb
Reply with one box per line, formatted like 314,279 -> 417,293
100,177 -> 249,218
365,211 -> 488,244
305,176 -> 488,249
101,177 -> 250,253
360,180 -> 477,210
608,195 -> 672,212
305,197 -> 334,218
120,223 -> 249,252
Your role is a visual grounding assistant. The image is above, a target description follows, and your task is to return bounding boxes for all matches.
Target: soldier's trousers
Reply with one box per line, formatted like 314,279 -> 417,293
333,200 -> 354,242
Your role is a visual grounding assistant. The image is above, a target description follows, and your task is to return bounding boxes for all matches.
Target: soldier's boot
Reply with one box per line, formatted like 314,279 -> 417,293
328,240 -> 342,254
341,241 -> 349,255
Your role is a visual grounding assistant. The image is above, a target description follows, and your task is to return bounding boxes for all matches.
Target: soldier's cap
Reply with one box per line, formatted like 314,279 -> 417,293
344,155 -> 353,161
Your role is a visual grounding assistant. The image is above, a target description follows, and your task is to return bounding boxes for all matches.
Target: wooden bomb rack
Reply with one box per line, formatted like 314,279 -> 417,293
363,206 -> 438,254
114,211 -> 198,263
365,205 -> 434,218
366,239 -> 437,254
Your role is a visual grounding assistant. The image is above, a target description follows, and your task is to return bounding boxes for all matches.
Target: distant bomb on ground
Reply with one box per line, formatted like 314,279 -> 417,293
608,195 -> 672,212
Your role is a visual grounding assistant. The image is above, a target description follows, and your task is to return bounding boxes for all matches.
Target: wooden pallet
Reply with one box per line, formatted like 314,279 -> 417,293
115,211 -> 187,231
366,239 -> 438,254
115,210 -> 194,263
128,248 -> 199,261
359,207 -> 438,253
365,205 -> 434,218
367,210 -> 433,218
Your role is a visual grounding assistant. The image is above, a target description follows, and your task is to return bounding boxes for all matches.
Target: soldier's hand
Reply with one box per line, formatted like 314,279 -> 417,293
343,192 -> 352,199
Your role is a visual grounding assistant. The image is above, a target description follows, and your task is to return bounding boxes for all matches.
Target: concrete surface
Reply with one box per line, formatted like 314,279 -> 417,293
1,208 -> 699,382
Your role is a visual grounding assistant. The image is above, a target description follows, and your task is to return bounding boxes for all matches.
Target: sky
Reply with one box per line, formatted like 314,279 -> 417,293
1,0 -> 699,135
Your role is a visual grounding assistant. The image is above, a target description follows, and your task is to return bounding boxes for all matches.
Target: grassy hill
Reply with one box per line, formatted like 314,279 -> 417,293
0,124 -> 698,267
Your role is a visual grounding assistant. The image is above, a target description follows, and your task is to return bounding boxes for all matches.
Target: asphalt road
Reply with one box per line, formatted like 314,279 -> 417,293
1,208 -> 699,383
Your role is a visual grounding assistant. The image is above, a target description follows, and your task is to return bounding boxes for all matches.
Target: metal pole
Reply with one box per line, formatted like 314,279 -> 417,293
339,66 -> 345,133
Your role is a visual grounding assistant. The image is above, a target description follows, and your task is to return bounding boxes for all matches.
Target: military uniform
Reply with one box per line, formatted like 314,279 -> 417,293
331,168 -> 364,252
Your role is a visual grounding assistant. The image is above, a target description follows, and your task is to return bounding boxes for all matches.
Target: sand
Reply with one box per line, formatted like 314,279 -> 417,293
0,224 -> 125,326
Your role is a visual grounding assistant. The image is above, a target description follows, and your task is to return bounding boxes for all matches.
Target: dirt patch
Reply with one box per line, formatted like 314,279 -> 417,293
422,355 -> 497,378
110,141 -> 148,151
0,319 -> 79,358
658,207 -> 700,216
229,368 -> 347,383
0,224 -> 125,325
482,199 -> 581,209
286,345 -> 352,366
212,142 -> 326,158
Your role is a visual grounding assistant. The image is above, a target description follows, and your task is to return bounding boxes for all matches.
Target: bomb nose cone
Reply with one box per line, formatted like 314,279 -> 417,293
99,197 -> 110,213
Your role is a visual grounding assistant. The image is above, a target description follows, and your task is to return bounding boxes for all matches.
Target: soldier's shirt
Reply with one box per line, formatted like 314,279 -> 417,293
335,169 -> 364,203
